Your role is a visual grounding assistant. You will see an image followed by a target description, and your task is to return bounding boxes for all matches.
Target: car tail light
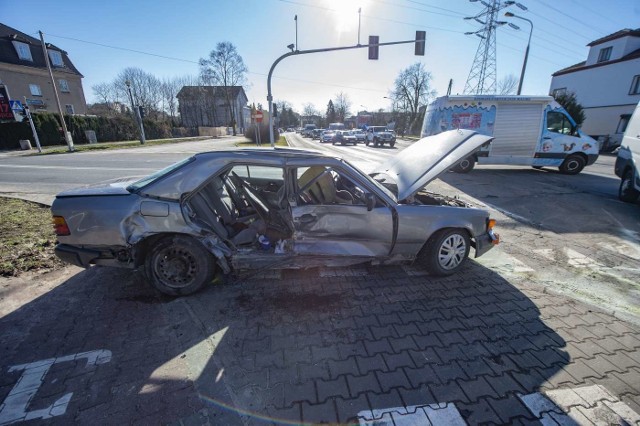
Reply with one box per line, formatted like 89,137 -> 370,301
52,216 -> 70,236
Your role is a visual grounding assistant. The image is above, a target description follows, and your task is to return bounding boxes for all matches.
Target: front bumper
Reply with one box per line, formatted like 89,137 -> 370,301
55,244 -> 101,268
474,230 -> 499,258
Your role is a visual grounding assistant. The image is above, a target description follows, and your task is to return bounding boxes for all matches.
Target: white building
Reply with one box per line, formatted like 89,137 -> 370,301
549,28 -> 640,149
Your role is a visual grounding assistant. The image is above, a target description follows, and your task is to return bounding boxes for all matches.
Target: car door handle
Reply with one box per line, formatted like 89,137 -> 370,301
298,214 -> 317,223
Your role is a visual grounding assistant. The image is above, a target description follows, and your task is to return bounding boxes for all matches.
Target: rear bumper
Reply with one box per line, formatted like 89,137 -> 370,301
55,244 -> 101,268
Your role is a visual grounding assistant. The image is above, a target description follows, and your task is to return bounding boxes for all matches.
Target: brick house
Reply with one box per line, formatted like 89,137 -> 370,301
0,23 -> 87,115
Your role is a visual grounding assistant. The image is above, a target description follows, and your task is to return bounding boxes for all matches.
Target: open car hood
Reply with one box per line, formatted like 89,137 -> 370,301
370,130 -> 493,201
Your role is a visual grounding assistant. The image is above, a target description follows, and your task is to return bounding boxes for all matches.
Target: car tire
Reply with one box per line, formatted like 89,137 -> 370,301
365,140 -> 370,146
144,235 -> 216,296
619,169 -> 640,203
418,228 -> 471,276
390,140 -> 396,148
559,154 -> 586,175
373,138 -> 379,147
452,156 -> 476,173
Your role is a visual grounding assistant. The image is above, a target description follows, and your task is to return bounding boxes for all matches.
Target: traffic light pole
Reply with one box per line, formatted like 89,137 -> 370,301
267,37 -> 424,147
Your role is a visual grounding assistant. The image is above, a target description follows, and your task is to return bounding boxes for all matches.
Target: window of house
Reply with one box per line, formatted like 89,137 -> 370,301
551,88 -> 566,97
59,79 -> 70,92
65,104 -> 75,114
48,50 -> 64,67
29,84 -> 42,96
616,115 -> 631,134
629,75 -> 640,95
546,111 -> 575,136
597,46 -> 612,63
12,41 -> 33,61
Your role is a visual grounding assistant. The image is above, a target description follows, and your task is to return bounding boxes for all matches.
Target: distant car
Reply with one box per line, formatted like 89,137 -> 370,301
353,130 -> 366,142
321,130 -> 336,143
366,126 -> 396,147
312,129 -> 325,140
334,131 -> 357,146
51,130 -> 499,296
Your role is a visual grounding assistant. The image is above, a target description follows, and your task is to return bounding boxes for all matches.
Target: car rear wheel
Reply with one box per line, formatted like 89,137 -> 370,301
559,154 -> 586,175
144,235 -> 216,296
418,228 -> 471,276
365,139 -> 370,146
452,156 -> 476,173
619,170 -> 640,203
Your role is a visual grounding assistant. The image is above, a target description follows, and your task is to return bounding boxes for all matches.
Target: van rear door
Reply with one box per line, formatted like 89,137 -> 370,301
484,103 -> 544,164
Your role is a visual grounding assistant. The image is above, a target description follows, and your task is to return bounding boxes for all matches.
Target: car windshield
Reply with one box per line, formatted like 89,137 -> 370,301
126,157 -> 193,192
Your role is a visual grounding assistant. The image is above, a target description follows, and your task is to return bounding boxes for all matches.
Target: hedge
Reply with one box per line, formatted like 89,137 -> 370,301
0,112 -> 179,150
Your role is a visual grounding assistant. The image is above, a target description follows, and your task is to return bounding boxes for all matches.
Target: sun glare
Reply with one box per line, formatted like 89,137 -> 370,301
326,0 -> 368,33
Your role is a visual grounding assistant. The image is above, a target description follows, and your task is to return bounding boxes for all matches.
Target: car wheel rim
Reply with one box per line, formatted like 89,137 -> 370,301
155,246 -> 198,289
459,159 -> 470,169
438,234 -> 466,270
566,159 -> 580,171
621,177 -> 633,195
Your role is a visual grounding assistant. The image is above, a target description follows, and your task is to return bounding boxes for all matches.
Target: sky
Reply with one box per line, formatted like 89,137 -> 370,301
2,0 -> 639,115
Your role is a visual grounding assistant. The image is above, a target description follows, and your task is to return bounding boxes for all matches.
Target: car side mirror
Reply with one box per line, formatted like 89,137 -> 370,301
365,193 -> 375,211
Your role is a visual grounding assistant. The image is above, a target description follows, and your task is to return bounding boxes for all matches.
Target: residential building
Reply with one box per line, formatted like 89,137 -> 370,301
177,86 -> 248,132
549,28 -> 640,148
0,23 -> 87,115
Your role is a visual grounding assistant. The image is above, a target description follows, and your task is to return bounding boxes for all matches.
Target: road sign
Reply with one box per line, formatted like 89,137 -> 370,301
9,100 -> 23,111
0,86 -> 16,121
254,111 -> 264,123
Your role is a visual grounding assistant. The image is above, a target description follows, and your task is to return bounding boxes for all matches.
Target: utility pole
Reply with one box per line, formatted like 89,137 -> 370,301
125,80 -> 146,144
39,31 -> 73,152
462,0 -> 513,95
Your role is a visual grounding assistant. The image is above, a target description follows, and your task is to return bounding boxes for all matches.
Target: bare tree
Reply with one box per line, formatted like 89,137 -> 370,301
391,62 -> 436,134
497,74 -> 518,95
302,103 -> 319,117
114,67 -> 163,118
200,42 -> 248,135
91,82 -> 120,116
333,92 -> 351,122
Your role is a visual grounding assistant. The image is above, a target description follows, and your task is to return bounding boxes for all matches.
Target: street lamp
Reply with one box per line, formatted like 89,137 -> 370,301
505,11 -> 533,95
125,80 -> 146,145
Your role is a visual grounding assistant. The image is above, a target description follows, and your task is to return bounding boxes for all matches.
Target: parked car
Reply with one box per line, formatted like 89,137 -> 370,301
334,130 -> 357,145
51,130 -> 499,296
321,130 -> 336,143
302,124 -> 316,137
353,130 -> 366,142
614,102 -> 640,203
366,126 -> 396,147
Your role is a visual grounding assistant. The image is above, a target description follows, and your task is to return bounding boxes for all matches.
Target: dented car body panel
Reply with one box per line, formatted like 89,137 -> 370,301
52,131 -> 498,276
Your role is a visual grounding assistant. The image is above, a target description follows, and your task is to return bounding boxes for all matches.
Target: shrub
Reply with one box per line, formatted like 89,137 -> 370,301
244,123 -> 279,145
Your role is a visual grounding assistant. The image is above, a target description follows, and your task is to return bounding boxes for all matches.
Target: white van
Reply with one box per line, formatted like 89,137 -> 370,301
421,95 -> 599,174
614,102 -> 640,203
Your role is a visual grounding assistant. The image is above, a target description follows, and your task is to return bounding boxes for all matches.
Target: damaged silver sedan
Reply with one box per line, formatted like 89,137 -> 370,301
52,130 -> 500,296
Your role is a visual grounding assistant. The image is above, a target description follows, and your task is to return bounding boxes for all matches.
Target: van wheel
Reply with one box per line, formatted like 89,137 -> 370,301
559,154 -> 586,175
144,235 -> 216,296
418,229 -> 470,276
619,170 -> 640,203
452,156 -> 476,173
390,140 -> 396,148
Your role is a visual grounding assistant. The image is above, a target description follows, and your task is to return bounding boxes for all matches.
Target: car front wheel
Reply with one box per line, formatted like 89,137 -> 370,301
144,235 -> 216,296
619,170 -> 640,203
559,154 -> 586,175
418,229 -> 471,276
452,156 -> 476,173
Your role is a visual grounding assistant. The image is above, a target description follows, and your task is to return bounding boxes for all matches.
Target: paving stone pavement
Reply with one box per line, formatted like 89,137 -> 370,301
0,260 -> 639,425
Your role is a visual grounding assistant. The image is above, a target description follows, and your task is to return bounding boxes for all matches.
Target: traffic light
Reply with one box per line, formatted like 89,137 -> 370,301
273,104 -> 278,117
368,36 -> 379,60
415,31 -> 426,56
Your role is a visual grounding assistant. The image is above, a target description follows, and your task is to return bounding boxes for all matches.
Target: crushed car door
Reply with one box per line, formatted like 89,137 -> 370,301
291,165 -> 394,257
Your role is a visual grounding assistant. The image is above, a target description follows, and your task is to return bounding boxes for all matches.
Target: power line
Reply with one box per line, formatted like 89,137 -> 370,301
536,0 -> 609,37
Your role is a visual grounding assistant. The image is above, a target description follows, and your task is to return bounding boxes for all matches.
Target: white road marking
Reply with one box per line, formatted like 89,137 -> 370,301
0,350 -> 112,424
0,164 -> 158,171
564,248 -> 602,269
533,248 -> 556,261
518,385 -> 640,425
358,402 -> 465,425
